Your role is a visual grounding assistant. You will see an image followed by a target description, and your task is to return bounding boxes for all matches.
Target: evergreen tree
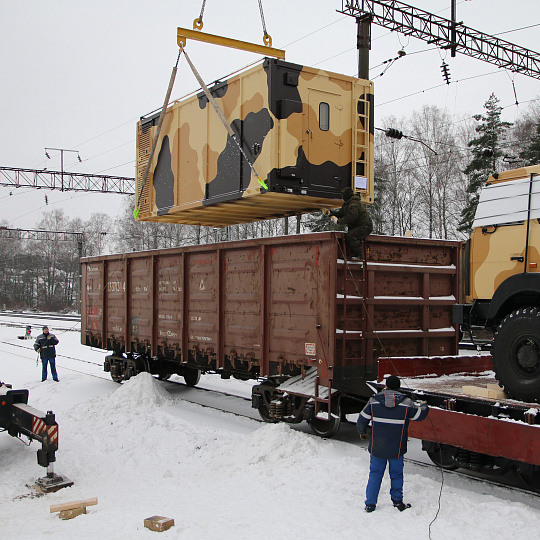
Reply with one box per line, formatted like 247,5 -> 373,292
520,122 -> 540,165
369,174 -> 388,234
304,210 -> 345,233
458,93 -> 512,234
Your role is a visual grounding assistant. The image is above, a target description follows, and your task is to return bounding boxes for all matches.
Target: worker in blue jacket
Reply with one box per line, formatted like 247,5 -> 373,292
34,325 -> 60,382
357,375 -> 428,513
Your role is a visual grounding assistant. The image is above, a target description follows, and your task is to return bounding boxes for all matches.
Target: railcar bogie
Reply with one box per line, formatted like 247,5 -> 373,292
517,463 -> 540,492
83,231 -> 460,433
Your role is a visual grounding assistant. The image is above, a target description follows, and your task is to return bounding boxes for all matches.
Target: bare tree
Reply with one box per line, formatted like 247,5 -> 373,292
411,106 -> 465,239
375,116 -> 418,235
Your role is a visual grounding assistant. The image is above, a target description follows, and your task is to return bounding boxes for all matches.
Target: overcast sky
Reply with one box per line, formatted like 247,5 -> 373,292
1,0 -> 539,232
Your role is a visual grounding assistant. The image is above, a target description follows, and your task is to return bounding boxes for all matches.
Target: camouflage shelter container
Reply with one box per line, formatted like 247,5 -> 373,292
136,58 -> 374,226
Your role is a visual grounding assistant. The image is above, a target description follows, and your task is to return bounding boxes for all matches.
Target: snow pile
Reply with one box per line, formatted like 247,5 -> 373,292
2,320 -> 540,539
106,372 -> 173,410
200,423 -> 321,469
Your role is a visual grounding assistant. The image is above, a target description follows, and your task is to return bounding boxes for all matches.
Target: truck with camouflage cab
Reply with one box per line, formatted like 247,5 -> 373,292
135,58 -> 374,226
453,164 -> 540,402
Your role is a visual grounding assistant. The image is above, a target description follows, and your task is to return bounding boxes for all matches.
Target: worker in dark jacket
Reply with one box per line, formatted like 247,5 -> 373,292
357,375 -> 428,512
34,326 -> 59,382
328,187 -> 372,259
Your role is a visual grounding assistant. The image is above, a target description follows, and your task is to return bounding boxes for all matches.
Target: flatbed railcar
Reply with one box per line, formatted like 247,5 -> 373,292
376,355 -> 540,490
81,231 -> 461,436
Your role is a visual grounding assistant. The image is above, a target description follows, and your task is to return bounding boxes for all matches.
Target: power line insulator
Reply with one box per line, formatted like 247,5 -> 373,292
441,61 -> 451,85
385,128 -> 404,140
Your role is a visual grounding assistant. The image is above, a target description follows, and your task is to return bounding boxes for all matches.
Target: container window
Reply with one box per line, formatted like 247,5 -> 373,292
319,102 -> 330,131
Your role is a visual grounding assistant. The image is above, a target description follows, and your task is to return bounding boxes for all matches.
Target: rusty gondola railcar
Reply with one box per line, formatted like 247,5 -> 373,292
81,231 -> 460,436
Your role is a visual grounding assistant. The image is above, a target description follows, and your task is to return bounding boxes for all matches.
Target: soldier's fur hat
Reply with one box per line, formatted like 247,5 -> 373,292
341,187 -> 354,201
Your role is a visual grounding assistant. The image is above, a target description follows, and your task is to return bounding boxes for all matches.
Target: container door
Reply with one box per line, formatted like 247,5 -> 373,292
306,90 -> 343,189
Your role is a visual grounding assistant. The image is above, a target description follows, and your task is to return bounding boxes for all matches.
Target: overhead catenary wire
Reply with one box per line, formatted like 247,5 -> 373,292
29,0 -> 535,177
32,2 -> 536,178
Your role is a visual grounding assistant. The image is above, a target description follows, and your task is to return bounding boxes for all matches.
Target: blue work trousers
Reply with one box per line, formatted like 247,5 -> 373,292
41,357 -> 58,381
365,455 -> 404,506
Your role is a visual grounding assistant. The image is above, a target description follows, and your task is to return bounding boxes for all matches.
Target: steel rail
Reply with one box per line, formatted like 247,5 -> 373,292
0,325 -> 537,497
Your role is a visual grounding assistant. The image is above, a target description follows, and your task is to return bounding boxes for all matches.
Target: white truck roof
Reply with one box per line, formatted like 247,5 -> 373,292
473,168 -> 540,228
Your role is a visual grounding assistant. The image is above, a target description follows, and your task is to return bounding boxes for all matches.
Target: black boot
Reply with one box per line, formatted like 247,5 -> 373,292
393,501 -> 411,511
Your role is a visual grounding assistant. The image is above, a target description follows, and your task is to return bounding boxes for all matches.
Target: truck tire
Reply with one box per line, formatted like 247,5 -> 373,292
492,307 -> 540,402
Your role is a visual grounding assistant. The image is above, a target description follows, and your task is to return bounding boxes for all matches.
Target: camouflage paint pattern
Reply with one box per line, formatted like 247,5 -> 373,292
135,58 -> 374,226
467,165 -> 540,302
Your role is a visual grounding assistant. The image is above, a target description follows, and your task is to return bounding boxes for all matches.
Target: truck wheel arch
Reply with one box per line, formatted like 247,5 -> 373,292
487,273 -> 540,322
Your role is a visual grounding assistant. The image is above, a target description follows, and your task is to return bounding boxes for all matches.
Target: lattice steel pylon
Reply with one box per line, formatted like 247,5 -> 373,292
0,167 -> 135,195
0,226 -> 84,243
340,0 -> 540,80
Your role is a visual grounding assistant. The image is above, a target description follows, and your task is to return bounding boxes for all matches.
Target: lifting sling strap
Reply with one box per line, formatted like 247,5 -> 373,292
181,47 -> 268,190
135,52 -> 181,218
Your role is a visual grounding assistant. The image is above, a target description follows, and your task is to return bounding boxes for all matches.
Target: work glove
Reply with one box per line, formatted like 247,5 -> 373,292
360,433 -> 369,440
410,392 -> 427,404
321,208 -> 330,216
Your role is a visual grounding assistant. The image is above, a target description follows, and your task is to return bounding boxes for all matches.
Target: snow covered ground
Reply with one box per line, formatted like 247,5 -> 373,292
1,315 -> 540,539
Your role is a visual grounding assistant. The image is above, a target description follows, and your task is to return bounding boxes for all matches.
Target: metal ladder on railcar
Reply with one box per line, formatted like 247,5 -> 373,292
338,238 -> 368,375
312,239 -> 368,419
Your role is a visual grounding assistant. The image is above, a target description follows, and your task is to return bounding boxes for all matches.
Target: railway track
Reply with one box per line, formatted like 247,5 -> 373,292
147,376 -> 540,498
0,312 -> 80,322
0,323 -> 537,499
0,312 -> 81,335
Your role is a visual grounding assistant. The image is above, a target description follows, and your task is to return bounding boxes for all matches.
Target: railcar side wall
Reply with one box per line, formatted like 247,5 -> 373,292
82,233 -> 338,379
81,232 -> 460,392
332,235 -> 459,394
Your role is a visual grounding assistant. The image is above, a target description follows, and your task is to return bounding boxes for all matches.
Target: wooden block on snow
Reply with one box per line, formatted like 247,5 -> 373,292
144,516 -> 175,532
487,384 -> 507,399
59,507 -> 87,520
462,385 -> 506,399
462,385 -> 490,398
50,497 -> 98,513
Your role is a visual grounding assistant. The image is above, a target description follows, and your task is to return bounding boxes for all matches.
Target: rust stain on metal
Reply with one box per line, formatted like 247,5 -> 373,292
81,232 -> 459,393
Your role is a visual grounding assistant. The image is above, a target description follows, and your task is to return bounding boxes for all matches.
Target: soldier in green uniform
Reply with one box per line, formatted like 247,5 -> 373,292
328,187 -> 373,259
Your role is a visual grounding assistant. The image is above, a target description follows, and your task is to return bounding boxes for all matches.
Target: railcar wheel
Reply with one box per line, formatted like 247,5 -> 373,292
517,463 -> 540,493
258,404 -> 279,423
183,368 -> 201,387
257,382 -> 278,423
308,402 -> 341,438
425,443 -> 459,470
111,373 -> 123,383
157,373 -> 172,381
492,307 -> 540,402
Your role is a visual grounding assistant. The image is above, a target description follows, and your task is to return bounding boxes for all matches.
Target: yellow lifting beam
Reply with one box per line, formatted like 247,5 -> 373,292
177,27 -> 285,60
